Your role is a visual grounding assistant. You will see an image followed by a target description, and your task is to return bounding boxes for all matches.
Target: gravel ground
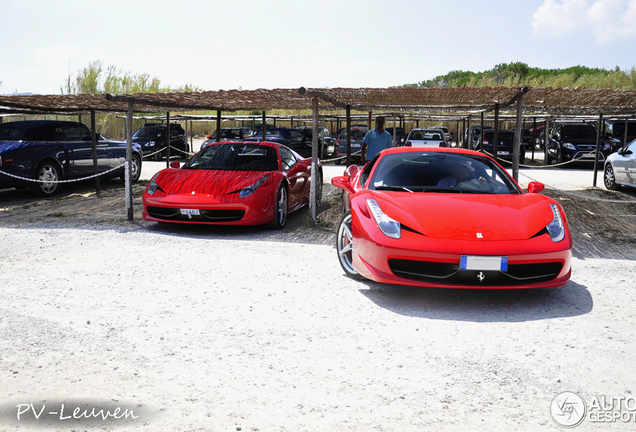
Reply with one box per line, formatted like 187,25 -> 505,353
1,152 -> 636,431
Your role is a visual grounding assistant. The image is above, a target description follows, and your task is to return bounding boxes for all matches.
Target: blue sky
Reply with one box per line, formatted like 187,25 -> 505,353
1,0 -> 635,95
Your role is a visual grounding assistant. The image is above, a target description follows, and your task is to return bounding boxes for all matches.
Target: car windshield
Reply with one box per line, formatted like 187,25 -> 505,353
338,129 -> 367,140
409,131 -> 444,141
184,143 -> 278,171
133,127 -> 161,139
211,129 -> 244,139
369,152 -> 521,194
562,125 -> 597,140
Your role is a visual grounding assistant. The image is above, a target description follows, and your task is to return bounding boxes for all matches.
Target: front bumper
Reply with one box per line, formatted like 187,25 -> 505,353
351,213 -> 572,289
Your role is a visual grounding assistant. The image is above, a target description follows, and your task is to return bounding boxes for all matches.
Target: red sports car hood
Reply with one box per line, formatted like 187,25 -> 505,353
155,169 -> 273,196
370,191 -> 556,241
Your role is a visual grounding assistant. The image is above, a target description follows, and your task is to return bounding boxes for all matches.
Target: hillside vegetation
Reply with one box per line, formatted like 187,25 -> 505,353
398,62 -> 636,89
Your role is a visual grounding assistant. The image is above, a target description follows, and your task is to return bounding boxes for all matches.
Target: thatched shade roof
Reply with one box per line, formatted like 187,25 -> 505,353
0,87 -> 634,116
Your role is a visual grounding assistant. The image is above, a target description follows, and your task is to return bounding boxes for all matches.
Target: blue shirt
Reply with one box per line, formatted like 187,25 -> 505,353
363,129 -> 393,161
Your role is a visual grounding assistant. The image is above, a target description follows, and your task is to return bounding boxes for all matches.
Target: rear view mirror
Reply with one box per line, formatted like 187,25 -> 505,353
527,181 -> 545,194
170,161 -> 181,169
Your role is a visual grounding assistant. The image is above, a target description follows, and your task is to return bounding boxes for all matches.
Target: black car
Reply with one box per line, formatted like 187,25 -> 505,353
201,127 -> 252,150
464,125 -> 494,147
546,122 -> 613,164
477,130 -> 525,164
0,120 -> 143,196
384,126 -> 406,145
133,123 -> 188,160
604,119 -> 636,145
243,127 -> 292,146
333,127 -> 368,164
289,125 -> 334,159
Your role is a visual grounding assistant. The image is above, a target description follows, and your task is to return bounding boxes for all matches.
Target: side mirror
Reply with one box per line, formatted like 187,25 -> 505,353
527,181 -> 545,194
331,175 -> 355,195
170,161 -> 181,169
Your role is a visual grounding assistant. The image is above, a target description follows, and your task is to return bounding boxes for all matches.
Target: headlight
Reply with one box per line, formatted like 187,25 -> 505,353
239,175 -> 269,198
366,199 -> 401,239
603,143 -> 610,151
144,141 -> 155,147
562,143 -> 576,151
546,203 -> 565,243
147,173 -> 160,195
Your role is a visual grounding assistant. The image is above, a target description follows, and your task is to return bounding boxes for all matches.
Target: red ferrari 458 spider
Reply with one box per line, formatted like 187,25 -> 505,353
332,147 -> 572,289
142,141 -> 322,228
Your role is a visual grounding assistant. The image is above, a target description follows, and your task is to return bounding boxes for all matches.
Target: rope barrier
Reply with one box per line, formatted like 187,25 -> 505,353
141,146 -> 167,159
0,163 -> 127,184
321,150 -> 362,163
482,149 -> 600,169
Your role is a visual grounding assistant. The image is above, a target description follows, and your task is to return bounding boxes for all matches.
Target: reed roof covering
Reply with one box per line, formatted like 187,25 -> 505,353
0,87 -> 634,116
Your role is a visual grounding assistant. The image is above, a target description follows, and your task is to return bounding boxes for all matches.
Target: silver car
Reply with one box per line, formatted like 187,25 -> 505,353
604,139 -> 636,190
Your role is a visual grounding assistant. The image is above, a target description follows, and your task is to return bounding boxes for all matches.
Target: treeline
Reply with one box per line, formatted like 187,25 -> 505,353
398,62 -> 636,89
62,60 -> 200,95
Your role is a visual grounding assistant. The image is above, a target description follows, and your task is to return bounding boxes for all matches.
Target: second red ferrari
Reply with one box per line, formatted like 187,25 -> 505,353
143,141 -> 322,228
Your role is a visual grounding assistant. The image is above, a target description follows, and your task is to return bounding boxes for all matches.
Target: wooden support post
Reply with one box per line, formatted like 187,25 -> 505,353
532,117 -> 536,161
479,112 -> 484,152
290,117 -> 294,129
90,109 -> 101,198
623,118 -> 629,148
512,94 -> 524,182
455,120 -> 459,146
262,111 -> 266,141
392,115 -> 396,145
346,105 -> 352,166
166,112 -> 172,167
593,113 -> 604,187
126,103 -> 134,221
367,111 -> 372,130
461,118 -> 465,147
493,104 -> 500,159
465,116 -> 471,149
216,110 -> 222,142
544,118 -> 549,166
190,120 -> 193,152
309,98 -> 319,224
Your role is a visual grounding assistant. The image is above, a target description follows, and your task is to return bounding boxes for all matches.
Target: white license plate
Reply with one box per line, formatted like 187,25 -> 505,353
460,255 -> 508,271
180,209 -> 200,216
497,151 -> 509,156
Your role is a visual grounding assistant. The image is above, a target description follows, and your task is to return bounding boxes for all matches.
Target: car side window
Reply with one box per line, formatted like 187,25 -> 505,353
61,124 -> 89,141
278,147 -> 297,171
360,154 -> 380,188
627,141 -> 636,154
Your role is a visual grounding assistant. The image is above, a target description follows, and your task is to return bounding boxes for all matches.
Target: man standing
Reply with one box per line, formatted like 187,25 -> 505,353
361,116 -> 393,162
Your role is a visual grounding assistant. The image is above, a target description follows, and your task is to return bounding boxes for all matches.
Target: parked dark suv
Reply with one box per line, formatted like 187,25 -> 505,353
0,120 -> 143,196
133,123 -> 188,160
200,127 -> 252,150
476,130 -> 525,164
546,122 -> 613,164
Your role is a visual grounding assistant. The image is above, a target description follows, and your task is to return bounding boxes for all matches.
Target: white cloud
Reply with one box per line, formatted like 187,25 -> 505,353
532,0 -> 636,43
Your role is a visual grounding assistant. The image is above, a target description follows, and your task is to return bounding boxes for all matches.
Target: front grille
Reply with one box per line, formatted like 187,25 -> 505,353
147,206 -> 245,222
388,259 -> 563,286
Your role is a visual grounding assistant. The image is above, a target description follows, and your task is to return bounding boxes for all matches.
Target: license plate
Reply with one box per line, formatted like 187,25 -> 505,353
180,209 -> 200,216
497,151 -> 509,155
460,255 -> 508,271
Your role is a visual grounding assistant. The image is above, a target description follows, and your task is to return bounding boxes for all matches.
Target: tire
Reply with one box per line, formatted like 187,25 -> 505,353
153,151 -> 162,162
29,161 -> 61,197
557,150 -> 563,164
120,155 -> 142,183
269,184 -> 288,229
336,210 -> 362,279
604,164 -> 620,190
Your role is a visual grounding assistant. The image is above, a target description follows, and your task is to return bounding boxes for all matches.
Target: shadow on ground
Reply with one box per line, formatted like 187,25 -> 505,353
357,279 -> 592,323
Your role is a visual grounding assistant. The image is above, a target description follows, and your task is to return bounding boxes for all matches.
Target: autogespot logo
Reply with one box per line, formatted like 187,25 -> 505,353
551,392 -> 586,428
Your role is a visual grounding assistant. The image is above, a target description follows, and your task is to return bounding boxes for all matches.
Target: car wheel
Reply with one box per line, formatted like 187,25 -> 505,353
557,150 -> 563,164
269,184 -> 288,229
604,164 -> 619,190
336,210 -> 362,279
121,155 -> 142,183
335,157 -> 342,165
30,161 -> 61,197
153,151 -> 162,162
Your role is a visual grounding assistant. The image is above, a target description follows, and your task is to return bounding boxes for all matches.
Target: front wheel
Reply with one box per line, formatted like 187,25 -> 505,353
269,184 -> 288,229
336,210 -> 362,279
604,164 -> 620,190
30,161 -> 61,197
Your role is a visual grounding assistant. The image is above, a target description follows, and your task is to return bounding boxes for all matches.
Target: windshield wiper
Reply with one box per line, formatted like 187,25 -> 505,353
375,185 -> 414,193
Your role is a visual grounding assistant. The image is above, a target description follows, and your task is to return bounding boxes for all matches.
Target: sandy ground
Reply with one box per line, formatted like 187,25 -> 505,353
1,143 -> 636,431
